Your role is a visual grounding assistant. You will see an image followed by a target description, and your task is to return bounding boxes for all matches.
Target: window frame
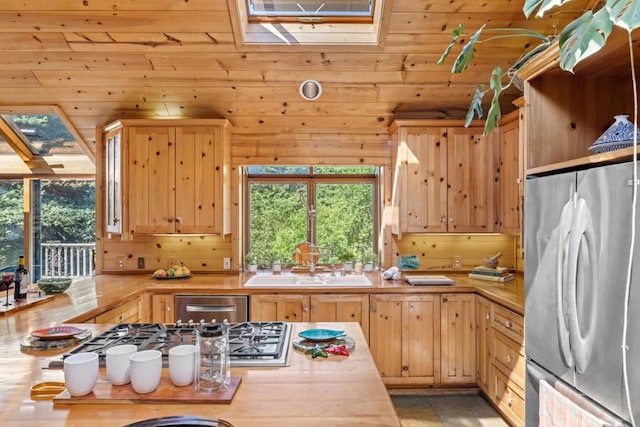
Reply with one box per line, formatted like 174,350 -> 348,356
243,167 -> 380,266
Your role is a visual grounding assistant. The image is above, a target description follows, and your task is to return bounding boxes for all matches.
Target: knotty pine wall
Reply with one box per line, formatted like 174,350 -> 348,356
98,129 -> 522,274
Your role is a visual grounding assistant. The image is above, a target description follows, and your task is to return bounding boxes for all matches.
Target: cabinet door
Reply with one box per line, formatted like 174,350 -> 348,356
496,115 -> 521,234
128,126 -> 176,234
475,296 -> 492,394
105,127 -> 122,234
95,297 -> 142,324
440,293 -> 476,384
250,294 -> 310,322
447,127 -> 494,232
399,127 -> 448,233
151,294 -> 175,323
369,294 -> 439,385
175,127 -> 224,234
310,294 -> 369,339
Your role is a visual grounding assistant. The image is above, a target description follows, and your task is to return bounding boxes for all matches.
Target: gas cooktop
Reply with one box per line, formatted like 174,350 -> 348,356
49,321 -> 292,368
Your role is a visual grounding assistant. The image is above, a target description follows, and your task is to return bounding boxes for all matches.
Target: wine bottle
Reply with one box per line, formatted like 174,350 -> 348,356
13,256 -> 29,300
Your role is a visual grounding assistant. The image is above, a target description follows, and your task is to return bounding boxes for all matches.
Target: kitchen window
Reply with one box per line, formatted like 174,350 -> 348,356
245,166 -> 378,268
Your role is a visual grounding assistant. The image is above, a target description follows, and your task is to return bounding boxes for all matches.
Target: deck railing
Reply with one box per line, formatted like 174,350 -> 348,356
41,242 -> 95,278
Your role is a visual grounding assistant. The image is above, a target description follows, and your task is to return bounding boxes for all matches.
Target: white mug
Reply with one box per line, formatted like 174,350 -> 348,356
169,344 -> 197,387
106,344 -> 137,385
129,349 -> 162,394
63,352 -> 99,397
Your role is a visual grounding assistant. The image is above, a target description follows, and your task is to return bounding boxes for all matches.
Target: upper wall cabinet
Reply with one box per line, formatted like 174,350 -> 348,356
519,27 -> 638,174
102,119 -> 233,237
389,120 -> 494,236
495,104 -> 523,235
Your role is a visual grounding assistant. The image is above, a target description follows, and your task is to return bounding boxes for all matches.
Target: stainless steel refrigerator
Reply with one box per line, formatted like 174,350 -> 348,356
525,161 -> 639,425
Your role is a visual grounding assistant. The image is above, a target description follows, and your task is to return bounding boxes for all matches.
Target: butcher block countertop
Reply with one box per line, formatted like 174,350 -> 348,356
1,322 -> 400,427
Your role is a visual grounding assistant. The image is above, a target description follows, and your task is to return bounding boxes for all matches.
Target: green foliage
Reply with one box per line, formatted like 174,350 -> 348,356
247,169 -> 375,267
440,0 -> 640,135
0,179 -> 95,268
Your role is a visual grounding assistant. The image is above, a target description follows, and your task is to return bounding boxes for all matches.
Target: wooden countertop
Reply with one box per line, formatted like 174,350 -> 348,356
1,322 -> 400,426
0,271 -> 523,426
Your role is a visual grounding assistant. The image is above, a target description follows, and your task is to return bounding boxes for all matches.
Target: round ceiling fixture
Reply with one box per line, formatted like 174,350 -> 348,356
299,80 -> 322,101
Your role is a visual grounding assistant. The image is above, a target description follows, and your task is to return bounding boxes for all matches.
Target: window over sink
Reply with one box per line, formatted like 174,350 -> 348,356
244,165 -> 378,269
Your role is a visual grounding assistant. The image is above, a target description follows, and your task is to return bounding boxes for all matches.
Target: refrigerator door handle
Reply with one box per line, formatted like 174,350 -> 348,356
566,197 -> 598,374
556,194 -> 576,369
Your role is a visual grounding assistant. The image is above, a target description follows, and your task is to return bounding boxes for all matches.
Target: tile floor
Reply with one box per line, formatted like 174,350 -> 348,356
391,392 -> 508,427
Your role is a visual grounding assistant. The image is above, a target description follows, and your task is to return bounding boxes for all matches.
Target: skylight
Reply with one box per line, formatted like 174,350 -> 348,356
229,0 -> 387,46
0,107 -> 95,176
247,0 -> 374,22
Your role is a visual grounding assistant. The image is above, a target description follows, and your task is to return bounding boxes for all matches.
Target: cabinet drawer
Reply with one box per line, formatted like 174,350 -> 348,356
493,330 -> 525,390
95,298 -> 140,324
492,368 -> 525,427
493,305 -> 523,345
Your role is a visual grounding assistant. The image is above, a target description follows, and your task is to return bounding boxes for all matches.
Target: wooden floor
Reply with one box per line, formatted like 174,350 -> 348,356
391,392 -> 508,427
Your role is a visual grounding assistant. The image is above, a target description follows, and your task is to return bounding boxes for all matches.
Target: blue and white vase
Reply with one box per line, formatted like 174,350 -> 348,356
589,114 -> 639,153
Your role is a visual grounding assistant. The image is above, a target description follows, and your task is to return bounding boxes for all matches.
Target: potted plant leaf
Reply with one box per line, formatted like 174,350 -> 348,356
438,0 -> 640,136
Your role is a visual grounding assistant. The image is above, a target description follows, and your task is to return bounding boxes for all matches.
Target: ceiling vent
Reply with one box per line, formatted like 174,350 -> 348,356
299,80 -> 322,101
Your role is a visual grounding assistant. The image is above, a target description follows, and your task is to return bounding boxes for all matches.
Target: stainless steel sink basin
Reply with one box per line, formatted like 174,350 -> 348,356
243,274 -> 373,288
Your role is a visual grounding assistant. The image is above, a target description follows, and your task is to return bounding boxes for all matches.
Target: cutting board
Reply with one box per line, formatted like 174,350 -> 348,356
53,375 -> 241,405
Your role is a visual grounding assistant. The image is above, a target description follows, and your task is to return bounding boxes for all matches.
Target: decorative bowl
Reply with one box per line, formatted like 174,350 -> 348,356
589,114 -> 638,153
37,278 -> 72,294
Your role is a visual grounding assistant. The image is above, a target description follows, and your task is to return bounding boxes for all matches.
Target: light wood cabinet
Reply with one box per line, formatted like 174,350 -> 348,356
122,119 -> 232,235
151,294 -> 175,323
495,108 -> 522,235
369,294 -> 440,386
250,294 -> 369,336
475,295 -> 492,394
104,124 -> 123,235
440,293 -> 476,385
487,303 -> 525,427
519,27 -> 636,174
389,120 -> 494,235
93,296 -> 142,324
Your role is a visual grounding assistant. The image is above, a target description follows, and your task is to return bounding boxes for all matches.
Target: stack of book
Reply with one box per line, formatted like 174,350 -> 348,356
468,266 -> 514,283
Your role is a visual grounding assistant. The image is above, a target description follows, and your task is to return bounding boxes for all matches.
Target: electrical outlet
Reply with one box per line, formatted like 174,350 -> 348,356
116,256 -> 125,270
137,257 -> 145,269
223,257 -> 231,270
453,256 -> 463,270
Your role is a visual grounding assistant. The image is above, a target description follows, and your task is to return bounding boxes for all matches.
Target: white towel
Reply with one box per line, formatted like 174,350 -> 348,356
382,266 -> 400,280
539,380 -> 610,427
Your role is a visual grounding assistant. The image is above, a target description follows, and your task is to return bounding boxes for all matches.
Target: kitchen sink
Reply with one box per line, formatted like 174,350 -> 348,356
243,274 -> 373,288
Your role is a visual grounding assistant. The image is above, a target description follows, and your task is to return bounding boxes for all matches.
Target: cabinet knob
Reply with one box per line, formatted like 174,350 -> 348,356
311,306 -> 318,313
449,217 -> 454,223
303,307 -> 309,313
166,306 -> 171,312
442,297 -> 448,303
370,305 -> 377,312
485,313 -> 490,320
506,354 -> 513,363
175,217 -> 182,223
507,397 -> 513,407
113,217 -> 120,224
441,216 -> 447,223
402,365 -> 409,371
505,320 -> 512,328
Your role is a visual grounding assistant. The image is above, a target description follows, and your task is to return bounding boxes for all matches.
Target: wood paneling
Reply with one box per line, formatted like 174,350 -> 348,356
0,0 -> 589,158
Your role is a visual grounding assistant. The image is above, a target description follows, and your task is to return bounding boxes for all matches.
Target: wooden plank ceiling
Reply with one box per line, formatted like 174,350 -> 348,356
0,0 -> 593,149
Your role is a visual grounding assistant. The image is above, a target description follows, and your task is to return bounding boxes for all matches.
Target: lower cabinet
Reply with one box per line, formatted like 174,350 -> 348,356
476,295 -> 493,394
250,293 -> 369,338
93,296 -> 142,324
150,293 -> 175,323
369,294 -> 441,386
475,297 -> 525,427
440,293 -> 476,385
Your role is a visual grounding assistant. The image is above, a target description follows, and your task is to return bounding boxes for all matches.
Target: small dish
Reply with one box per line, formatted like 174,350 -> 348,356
298,328 -> 345,341
31,326 -> 85,340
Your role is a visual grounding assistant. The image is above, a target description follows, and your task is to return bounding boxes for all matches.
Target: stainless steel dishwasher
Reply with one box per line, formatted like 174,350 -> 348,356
175,295 -> 249,323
